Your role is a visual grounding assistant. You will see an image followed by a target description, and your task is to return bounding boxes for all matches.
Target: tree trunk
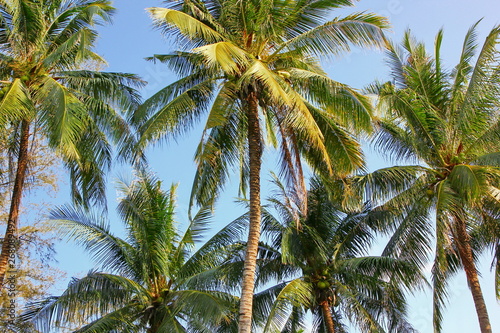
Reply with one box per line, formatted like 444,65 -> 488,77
455,218 -> 492,333
238,91 -> 262,333
148,318 -> 160,333
320,301 -> 335,333
0,120 -> 30,287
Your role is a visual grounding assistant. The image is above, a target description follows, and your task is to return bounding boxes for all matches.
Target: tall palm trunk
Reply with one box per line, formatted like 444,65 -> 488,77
0,120 -> 30,287
455,218 -> 492,333
238,91 -> 262,333
320,301 -> 335,333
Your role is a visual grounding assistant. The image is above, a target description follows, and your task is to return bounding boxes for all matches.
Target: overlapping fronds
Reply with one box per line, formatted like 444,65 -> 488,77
373,22 -> 500,332
0,0 -> 144,207
137,0 -> 390,212
249,176 -> 425,332
24,170 -> 238,331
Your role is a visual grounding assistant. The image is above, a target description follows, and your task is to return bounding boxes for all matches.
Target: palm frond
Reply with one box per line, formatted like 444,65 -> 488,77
23,272 -> 146,332
263,278 -> 313,333
49,204 -> 135,277
148,7 -> 224,44
0,79 -> 34,125
277,12 -> 388,58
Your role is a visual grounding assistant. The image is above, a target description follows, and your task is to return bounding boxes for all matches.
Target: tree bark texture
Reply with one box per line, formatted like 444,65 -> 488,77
321,301 -> 336,333
238,91 -> 262,333
454,218 -> 492,333
0,120 -> 30,287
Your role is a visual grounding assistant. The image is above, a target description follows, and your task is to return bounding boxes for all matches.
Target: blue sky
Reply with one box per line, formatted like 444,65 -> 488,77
40,0 -> 500,332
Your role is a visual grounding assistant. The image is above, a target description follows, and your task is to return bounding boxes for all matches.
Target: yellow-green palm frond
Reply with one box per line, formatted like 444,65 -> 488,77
0,78 -> 34,125
148,7 -> 224,45
194,41 -> 250,75
277,12 -> 388,58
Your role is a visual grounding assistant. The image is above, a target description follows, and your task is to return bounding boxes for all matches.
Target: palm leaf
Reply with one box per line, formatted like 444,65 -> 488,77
148,7 -> 224,44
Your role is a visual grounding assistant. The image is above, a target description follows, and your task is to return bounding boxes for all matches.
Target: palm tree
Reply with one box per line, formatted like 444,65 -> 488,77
135,1 -> 388,331
0,0 -> 144,286
22,170 -> 237,332
253,176 -> 424,333
367,23 -> 500,333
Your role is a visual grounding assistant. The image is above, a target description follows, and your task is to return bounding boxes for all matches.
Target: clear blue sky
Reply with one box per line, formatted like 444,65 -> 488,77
44,1 -> 500,332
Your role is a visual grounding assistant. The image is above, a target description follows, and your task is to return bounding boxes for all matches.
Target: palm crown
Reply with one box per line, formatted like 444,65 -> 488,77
253,177 -> 424,333
0,0 -> 144,286
135,0 -> 389,205
135,2 -> 388,330
367,23 -> 500,332
0,0 -> 144,204
23,170 -> 237,332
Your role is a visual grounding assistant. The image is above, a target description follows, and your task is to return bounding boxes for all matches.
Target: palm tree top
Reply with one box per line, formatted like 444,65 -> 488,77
0,0 -> 114,76
249,176 -> 425,332
372,23 -> 500,171
23,170 -> 236,332
369,22 -> 500,332
147,0 -> 390,72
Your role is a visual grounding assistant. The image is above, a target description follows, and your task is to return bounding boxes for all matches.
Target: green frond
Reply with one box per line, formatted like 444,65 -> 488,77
172,205 -> 212,270
431,238 -> 461,333
190,104 -> 246,208
465,120 -> 500,156
36,76 -> 88,159
264,279 -> 313,333
63,127 -> 112,207
147,51 -> 207,78
195,42 -> 250,75
0,79 -> 34,125
155,310 -> 187,333
303,104 -> 365,176
279,12 -> 388,58
24,272 -> 147,332
138,78 -> 216,147
49,205 -> 135,276
335,281 -> 385,333
380,185 -> 434,268
450,21 -> 480,105
116,171 -> 178,281
73,304 -> 143,333
456,24 -> 500,139
448,164 -> 490,203
148,7 -> 224,44
384,39 -> 407,89
353,165 -> 426,204
134,71 -> 215,126
372,118 -> 420,163
340,256 -> 425,291
241,59 -> 292,103
291,69 -> 373,132
434,29 -> 444,78
43,27 -> 101,70
171,289 -> 237,327
9,0 -> 44,47
60,70 -> 145,111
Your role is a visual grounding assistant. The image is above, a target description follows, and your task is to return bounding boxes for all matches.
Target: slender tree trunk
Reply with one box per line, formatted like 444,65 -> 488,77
455,218 -> 492,333
0,120 -> 30,287
238,91 -> 262,333
320,301 -> 335,333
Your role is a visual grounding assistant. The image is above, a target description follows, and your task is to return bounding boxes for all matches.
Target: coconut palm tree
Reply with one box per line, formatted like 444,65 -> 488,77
135,1 -> 388,330
22,170 -> 237,332
0,0 -> 144,286
253,176 -> 424,333
367,23 -> 500,333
